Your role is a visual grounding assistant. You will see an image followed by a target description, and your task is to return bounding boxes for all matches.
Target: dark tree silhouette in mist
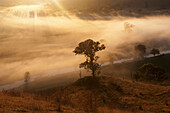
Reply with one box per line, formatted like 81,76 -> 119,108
73,39 -> 106,77
24,72 -> 30,83
24,72 -> 30,92
150,48 -> 160,56
135,44 -> 146,58
124,22 -> 135,33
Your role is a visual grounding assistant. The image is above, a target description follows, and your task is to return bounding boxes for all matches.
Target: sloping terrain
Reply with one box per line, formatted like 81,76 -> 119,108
54,76 -> 170,113
1,75 -> 170,113
102,54 -> 170,82
0,90 -> 80,113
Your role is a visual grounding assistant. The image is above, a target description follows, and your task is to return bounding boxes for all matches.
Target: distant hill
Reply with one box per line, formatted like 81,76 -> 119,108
60,0 -> 170,10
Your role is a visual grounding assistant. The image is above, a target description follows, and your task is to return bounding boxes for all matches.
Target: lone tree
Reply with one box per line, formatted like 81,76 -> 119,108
150,48 -> 160,56
133,63 -> 168,83
124,22 -> 135,33
73,39 -> 106,77
135,44 -> 146,58
24,72 -> 30,92
24,72 -> 30,84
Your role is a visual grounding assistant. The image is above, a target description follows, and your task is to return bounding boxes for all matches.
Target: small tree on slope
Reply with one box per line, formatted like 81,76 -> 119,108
133,63 -> 168,83
150,48 -> 160,56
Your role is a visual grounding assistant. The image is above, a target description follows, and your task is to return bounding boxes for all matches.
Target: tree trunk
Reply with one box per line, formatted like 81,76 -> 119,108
90,57 -> 95,77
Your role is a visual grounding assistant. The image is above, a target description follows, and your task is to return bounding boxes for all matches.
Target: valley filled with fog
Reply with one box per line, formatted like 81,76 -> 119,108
0,0 -> 170,86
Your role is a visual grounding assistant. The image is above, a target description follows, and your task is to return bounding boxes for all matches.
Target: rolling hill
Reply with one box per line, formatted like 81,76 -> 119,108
1,75 -> 170,112
0,90 -> 80,112
53,75 -> 170,113
2,53 -> 169,112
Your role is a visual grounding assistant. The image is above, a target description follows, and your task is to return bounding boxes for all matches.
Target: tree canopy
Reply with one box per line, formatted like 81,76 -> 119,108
150,48 -> 160,56
73,39 -> 106,77
135,44 -> 146,58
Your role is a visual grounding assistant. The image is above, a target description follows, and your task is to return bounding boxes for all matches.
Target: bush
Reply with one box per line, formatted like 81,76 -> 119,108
133,63 -> 168,83
150,48 -> 160,56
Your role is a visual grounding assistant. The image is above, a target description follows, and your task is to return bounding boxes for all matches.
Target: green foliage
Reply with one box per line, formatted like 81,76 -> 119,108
73,39 -> 106,77
150,48 -> 160,56
135,44 -> 146,58
133,63 -> 168,83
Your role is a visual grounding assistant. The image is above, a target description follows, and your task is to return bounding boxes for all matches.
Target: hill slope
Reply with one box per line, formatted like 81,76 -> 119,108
1,76 -> 170,112
54,76 -> 170,113
0,90 -> 80,112
102,54 -> 170,82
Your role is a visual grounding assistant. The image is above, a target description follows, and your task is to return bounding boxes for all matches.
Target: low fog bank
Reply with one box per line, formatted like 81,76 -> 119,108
0,4 -> 170,85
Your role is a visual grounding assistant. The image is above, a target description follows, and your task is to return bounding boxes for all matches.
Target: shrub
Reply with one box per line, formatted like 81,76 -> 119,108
133,63 -> 168,83
150,48 -> 160,56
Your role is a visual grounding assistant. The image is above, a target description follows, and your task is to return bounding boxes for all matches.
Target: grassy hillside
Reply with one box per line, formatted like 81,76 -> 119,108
101,54 -> 170,81
136,54 -> 170,74
3,76 -> 170,112
0,90 -> 82,112
16,71 -> 81,94
53,76 -> 170,113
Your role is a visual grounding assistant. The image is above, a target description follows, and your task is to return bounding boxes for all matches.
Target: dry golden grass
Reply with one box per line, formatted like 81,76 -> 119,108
54,75 -> 170,113
1,76 -> 170,113
98,107 -> 131,113
0,90 -> 81,113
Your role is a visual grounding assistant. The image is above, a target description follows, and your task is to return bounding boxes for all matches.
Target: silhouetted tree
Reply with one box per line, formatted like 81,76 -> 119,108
73,39 -> 106,77
133,63 -> 168,83
24,72 -> 30,83
150,48 -> 160,56
24,72 -> 30,92
135,44 -> 146,58
124,22 -> 135,33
